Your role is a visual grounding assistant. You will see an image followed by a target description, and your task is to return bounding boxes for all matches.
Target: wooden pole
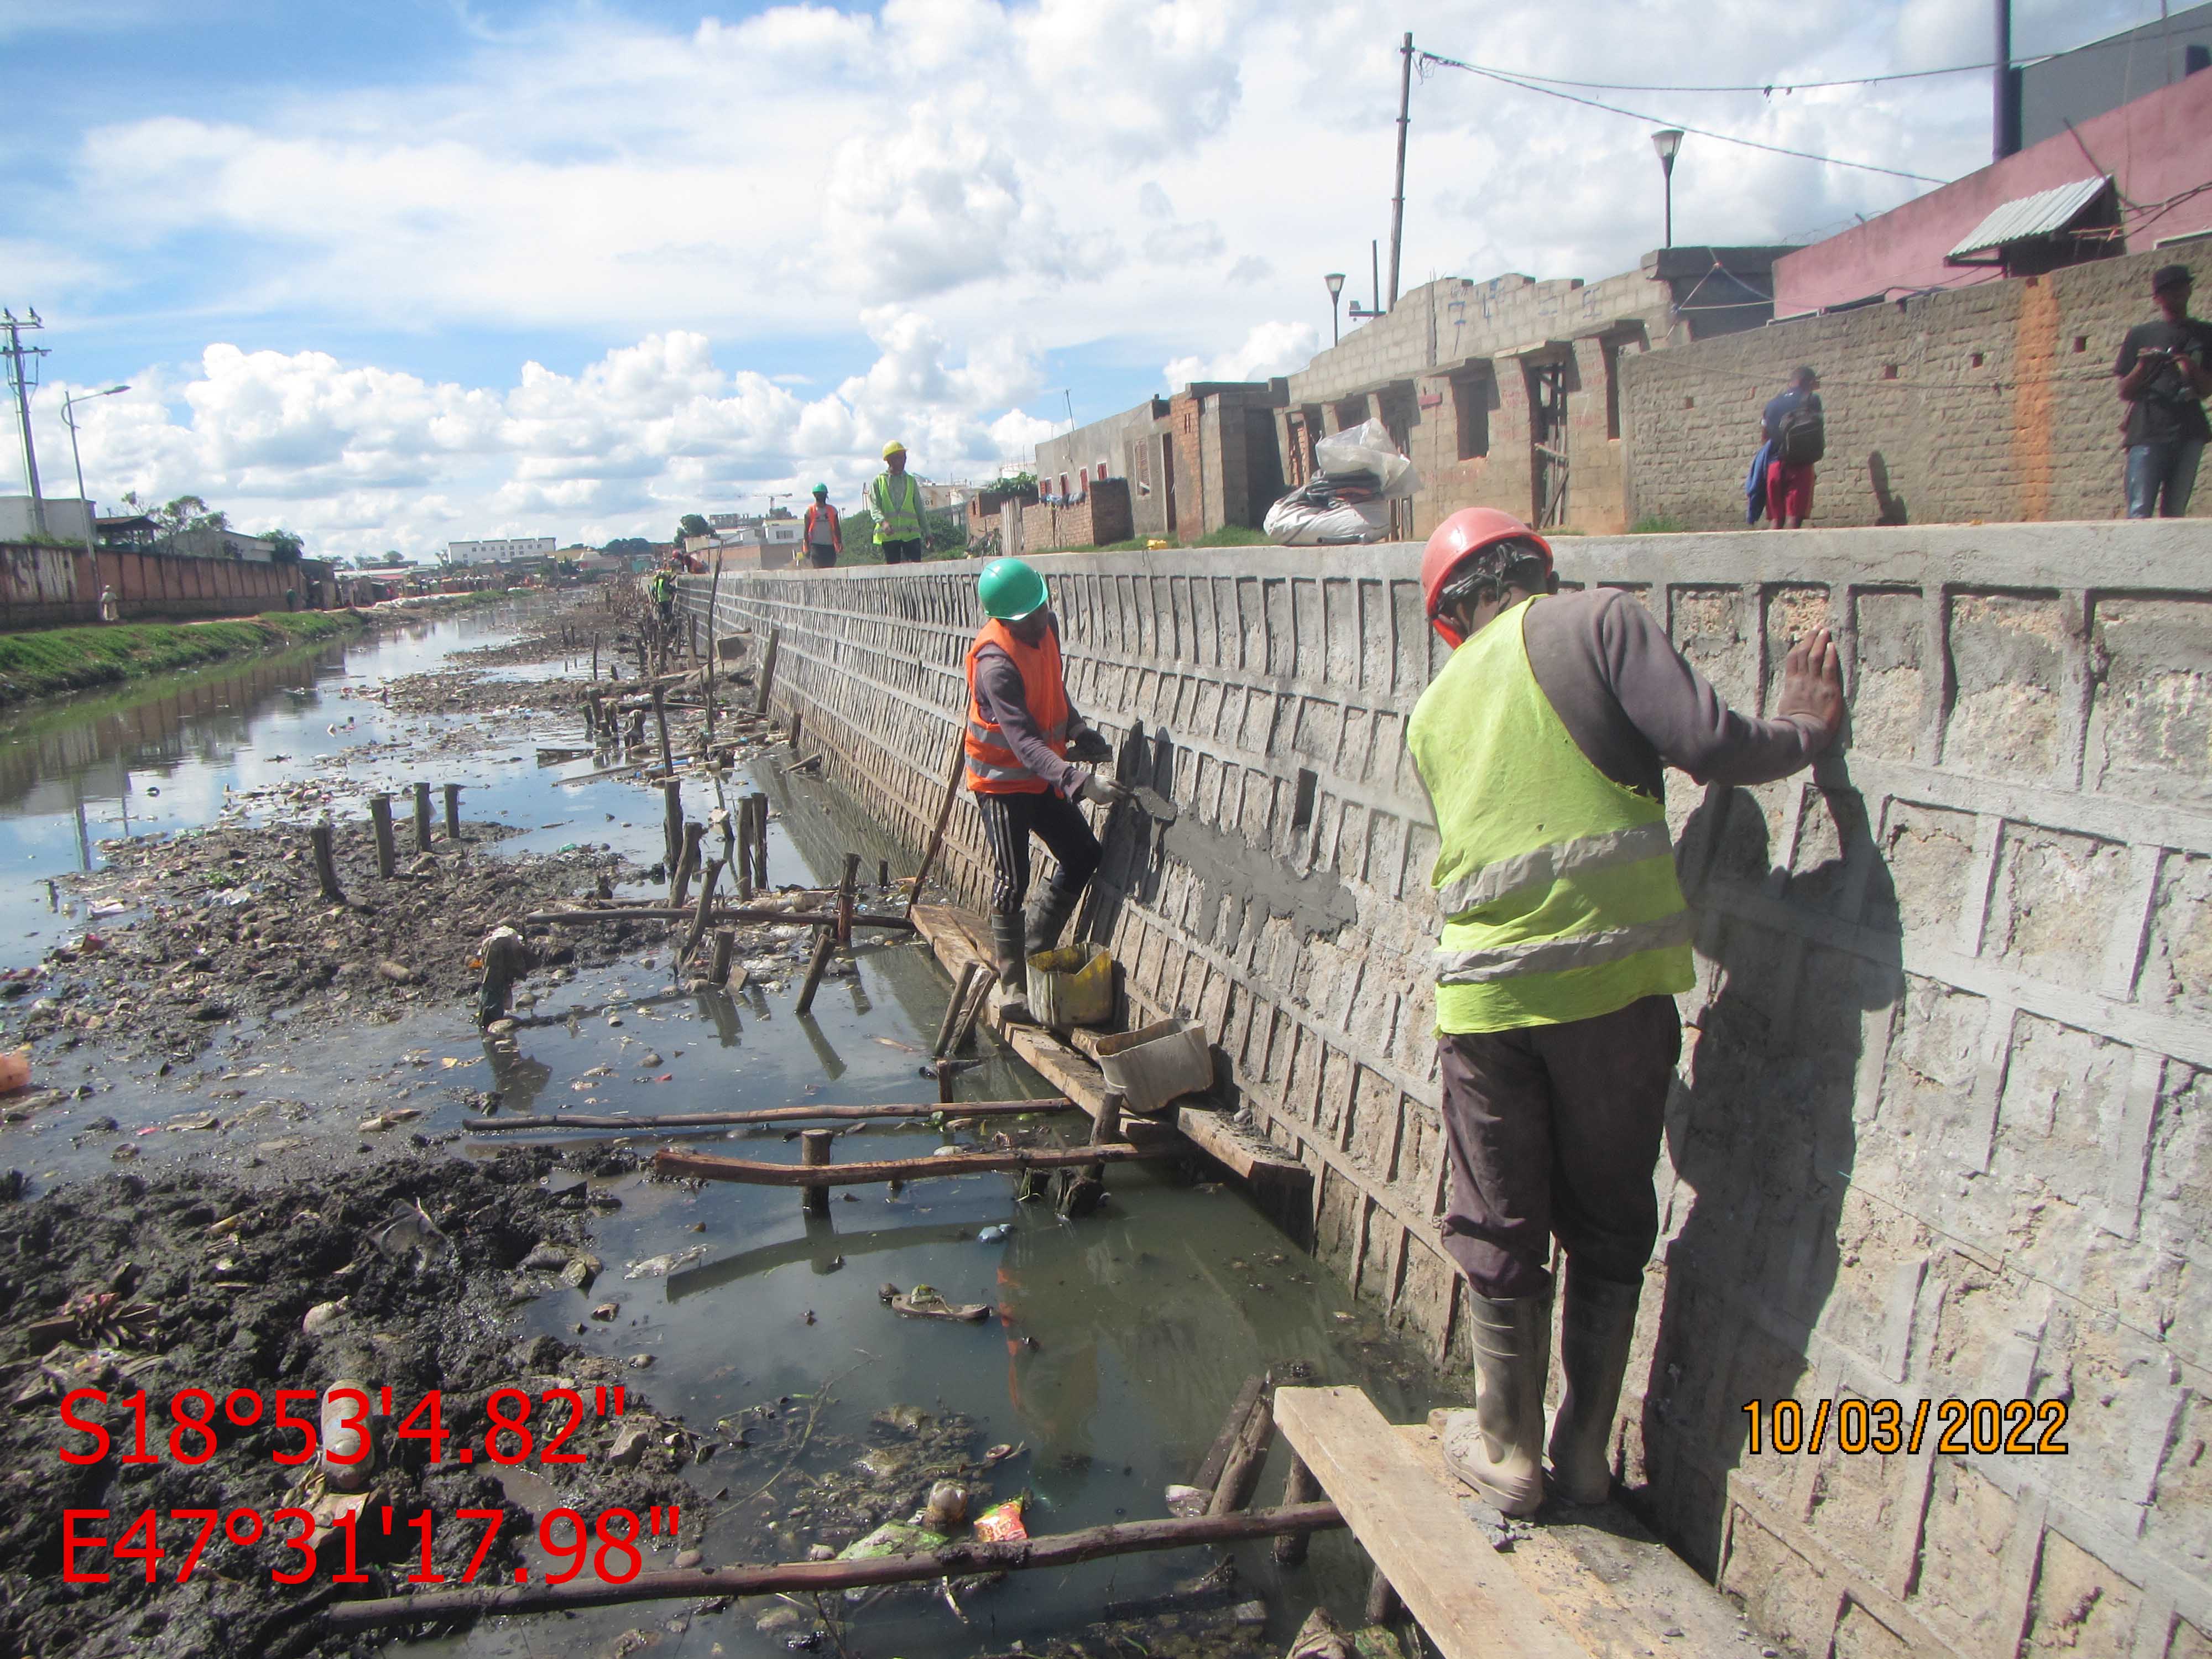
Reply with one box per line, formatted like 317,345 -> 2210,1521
591,635 -> 598,680
932,962 -> 983,1057
651,683 -> 674,774
320,1502 -> 1346,1633
748,791 -> 769,889
793,923 -> 836,1016
946,967 -> 992,1054
907,735 -> 968,914
367,795 -> 397,879
309,824 -> 343,902
661,780 -> 683,873
801,1129 -> 833,1217
753,626 -> 780,716
654,1142 -> 1156,1187
1272,1457 -> 1322,1565
411,781 -> 433,853
680,857 -> 724,966
471,1098 -> 1073,1134
1194,1376 -> 1267,1494
734,796 -> 757,900
1208,1389 -> 1276,1516
670,822 -> 706,912
443,784 -> 462,841
1364,1570 -> 1402,1626
709,930 -> 735,988
835,851 -> 860,946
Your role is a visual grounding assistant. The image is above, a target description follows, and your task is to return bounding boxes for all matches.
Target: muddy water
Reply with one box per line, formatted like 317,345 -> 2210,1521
0,604 -> 1457,1657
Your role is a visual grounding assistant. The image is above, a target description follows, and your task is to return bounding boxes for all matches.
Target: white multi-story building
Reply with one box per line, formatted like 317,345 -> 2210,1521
446,536 -> 556,565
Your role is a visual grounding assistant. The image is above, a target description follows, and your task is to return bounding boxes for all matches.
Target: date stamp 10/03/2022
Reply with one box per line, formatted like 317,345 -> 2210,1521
1741,1397 -> 2069,1458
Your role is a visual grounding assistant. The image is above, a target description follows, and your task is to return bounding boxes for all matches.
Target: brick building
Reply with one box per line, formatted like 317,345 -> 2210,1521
1621,245 -> 2207,529
1034,382 -> 1290,545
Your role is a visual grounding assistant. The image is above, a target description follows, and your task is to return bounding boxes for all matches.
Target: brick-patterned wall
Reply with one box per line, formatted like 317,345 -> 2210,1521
1019,479 -> 1133,553
691,521 -> 2210,1658
1624,248 -> 2206,530
0,543 -> 334,629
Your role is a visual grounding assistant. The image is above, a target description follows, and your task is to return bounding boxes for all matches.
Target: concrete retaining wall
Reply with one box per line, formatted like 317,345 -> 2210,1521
688,520 -> 2212,1658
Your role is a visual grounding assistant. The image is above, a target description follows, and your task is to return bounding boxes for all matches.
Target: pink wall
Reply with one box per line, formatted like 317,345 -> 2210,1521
1775,72 -> 2212,316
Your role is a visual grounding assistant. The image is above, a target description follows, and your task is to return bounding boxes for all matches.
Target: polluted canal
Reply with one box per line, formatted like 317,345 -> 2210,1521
0,594 -> 1454,1659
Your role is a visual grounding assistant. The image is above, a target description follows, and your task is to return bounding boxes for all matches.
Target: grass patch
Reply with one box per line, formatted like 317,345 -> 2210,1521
0,611 -> 366,707
1627,515 -> 1691,535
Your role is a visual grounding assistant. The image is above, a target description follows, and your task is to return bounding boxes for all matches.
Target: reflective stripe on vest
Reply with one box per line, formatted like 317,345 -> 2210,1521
1406,597 -> 1693,1034
963,619 -> 1069,795
870,472 -> 925,542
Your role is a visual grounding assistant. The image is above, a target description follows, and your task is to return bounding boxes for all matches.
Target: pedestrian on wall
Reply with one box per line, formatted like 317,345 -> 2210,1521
1405,508 -> 1845,1517
870,441 -> 927,564
1760,367 -> 1824,529
963,557 -> 1121,1020
804,483 -> 843,567
97,584 -> 120,623
2115,264 -> 2212,519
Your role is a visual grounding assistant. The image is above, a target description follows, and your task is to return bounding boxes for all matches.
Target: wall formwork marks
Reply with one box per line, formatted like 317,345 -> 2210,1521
688,520 -> 2212,1659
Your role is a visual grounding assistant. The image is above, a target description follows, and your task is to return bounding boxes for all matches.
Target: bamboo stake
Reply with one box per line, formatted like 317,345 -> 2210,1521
932,962 -> 983,1057
655,1142 -> 1158,1187
907,735 -> 968,914
320,1501 -> 1345,1632
469,1098 -> 1072,1134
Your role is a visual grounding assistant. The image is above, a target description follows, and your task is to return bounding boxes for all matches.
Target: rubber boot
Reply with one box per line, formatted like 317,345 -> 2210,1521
1546,1261 -> 1642,1506
1024,881 -> 1082,956
1440,1292 -> 1551,1516
990,911 -> 1032,1022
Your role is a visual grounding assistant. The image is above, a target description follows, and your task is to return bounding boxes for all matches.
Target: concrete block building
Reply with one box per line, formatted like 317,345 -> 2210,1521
1034,382 -> 1291,547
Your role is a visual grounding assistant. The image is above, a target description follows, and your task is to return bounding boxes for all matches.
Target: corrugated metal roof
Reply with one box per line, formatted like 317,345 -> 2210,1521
1949,176 -> 2114,259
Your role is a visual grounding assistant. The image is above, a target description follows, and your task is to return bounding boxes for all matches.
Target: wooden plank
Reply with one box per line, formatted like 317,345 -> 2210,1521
1396,1423 -> 1770,1659
1274,1386 -> 1591,1659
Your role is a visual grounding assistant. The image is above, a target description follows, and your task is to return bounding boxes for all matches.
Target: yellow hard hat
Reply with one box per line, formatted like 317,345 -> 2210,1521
881,440 -> 906,459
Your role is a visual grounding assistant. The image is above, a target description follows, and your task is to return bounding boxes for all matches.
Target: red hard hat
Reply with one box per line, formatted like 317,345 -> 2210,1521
1420,508 -> 1554,647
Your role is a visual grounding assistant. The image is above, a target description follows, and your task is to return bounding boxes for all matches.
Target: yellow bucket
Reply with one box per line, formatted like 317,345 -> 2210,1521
1026,943 -> 1114,1030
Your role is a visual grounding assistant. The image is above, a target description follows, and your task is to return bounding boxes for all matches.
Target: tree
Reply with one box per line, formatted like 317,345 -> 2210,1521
602,536 -> 653,557
264,528 -> 305,563
676,514 -> 711,542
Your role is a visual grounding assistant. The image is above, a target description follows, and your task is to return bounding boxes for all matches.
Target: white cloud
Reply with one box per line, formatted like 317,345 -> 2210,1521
51,316 -> 1047,560
1164,320 -> 1322,387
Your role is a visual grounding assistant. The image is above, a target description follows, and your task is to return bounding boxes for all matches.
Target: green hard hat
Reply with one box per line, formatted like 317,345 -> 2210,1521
978,557 -> 1047,621
812,483 -> 828,494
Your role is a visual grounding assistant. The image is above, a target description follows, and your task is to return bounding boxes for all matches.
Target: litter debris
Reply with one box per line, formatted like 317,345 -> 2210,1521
972,1496 -> 1028,1542
880,1282 -> 992,1322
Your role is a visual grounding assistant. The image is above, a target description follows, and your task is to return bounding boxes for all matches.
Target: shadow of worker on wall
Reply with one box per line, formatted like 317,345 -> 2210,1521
1632,771 -> 1903,1579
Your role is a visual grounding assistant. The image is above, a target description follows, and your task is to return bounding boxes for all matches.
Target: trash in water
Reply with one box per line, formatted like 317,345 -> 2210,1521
975,1224 -> 1011,1244
625,1245 -> 709,1279
973,1497 -> 1027,1542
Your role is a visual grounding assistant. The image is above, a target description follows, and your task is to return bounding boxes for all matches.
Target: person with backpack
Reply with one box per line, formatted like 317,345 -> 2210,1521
1761,367 -> 1824,529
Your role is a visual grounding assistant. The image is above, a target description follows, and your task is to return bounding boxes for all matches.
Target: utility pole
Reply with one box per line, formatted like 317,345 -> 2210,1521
1388,31 -> 1413,311
1992,0 -> 2020,160
2,308 -> 49,538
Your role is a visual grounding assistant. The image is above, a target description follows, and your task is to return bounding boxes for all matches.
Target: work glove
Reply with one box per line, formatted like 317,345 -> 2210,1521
1077,771 -> 1125,808
1069,727 -> 1112,763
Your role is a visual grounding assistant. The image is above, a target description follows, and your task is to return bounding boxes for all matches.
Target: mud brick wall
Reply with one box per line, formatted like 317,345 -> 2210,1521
690,520 -> 2211,1657
1020,478 -> 1133,554
1623,247 -> 2204,530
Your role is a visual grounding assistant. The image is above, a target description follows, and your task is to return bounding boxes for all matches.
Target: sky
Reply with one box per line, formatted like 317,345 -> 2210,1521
0,0 -> 2172,560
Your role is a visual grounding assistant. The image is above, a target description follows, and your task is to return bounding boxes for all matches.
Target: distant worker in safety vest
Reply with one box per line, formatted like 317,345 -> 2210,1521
1407,509 -> 1844,1516
647,562 -> 675,622
964,558 -> 1120,1015
804,483 -> 843,568
870,440 -> 927,564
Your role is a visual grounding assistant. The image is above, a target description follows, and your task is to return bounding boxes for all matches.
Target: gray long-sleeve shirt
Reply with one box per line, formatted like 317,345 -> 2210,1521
1523,588 -> 1825,800
972,616 -> 1088,799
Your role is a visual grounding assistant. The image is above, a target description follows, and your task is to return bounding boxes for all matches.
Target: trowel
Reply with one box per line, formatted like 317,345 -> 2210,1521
1126,785 -> 1178,825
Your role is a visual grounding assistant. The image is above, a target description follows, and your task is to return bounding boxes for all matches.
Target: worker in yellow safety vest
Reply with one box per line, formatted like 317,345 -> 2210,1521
963,557 -> 1120,1015
870,440 -> 927,564
1406,508 -> 1844,1516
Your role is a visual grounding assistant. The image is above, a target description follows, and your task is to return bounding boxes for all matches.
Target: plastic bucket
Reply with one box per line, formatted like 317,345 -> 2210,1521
1087,1018 -> 1213,1116
1026,944 -> 1114,1031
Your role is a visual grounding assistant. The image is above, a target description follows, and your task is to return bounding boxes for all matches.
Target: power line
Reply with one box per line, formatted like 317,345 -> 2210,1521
1420,52 -> 1949,185
1439,60 -> 1997,95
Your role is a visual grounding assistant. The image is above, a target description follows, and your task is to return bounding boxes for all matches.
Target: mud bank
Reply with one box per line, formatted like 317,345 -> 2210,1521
0,614 -> 370,709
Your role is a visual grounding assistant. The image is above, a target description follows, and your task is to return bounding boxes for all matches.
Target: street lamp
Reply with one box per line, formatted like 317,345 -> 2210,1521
1651,129 -> 1684,249
1324,272 -> 1346,347
61,385 -> 129,558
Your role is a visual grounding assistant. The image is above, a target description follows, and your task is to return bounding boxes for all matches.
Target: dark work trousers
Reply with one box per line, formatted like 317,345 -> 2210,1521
1437,994 -> 1683,1300
975,789 -> 1100,918
807,545 -> 838,568
880,539 -> 924,564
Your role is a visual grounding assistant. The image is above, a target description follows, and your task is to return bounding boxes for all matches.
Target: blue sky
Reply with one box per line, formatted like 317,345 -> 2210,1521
1,0 -> 2170,557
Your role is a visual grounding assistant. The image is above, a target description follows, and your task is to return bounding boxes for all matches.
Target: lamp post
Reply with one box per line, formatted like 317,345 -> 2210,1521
61,385 -> 129,558
1651,129 -> 1684,249
1324,272 -> 1345,346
